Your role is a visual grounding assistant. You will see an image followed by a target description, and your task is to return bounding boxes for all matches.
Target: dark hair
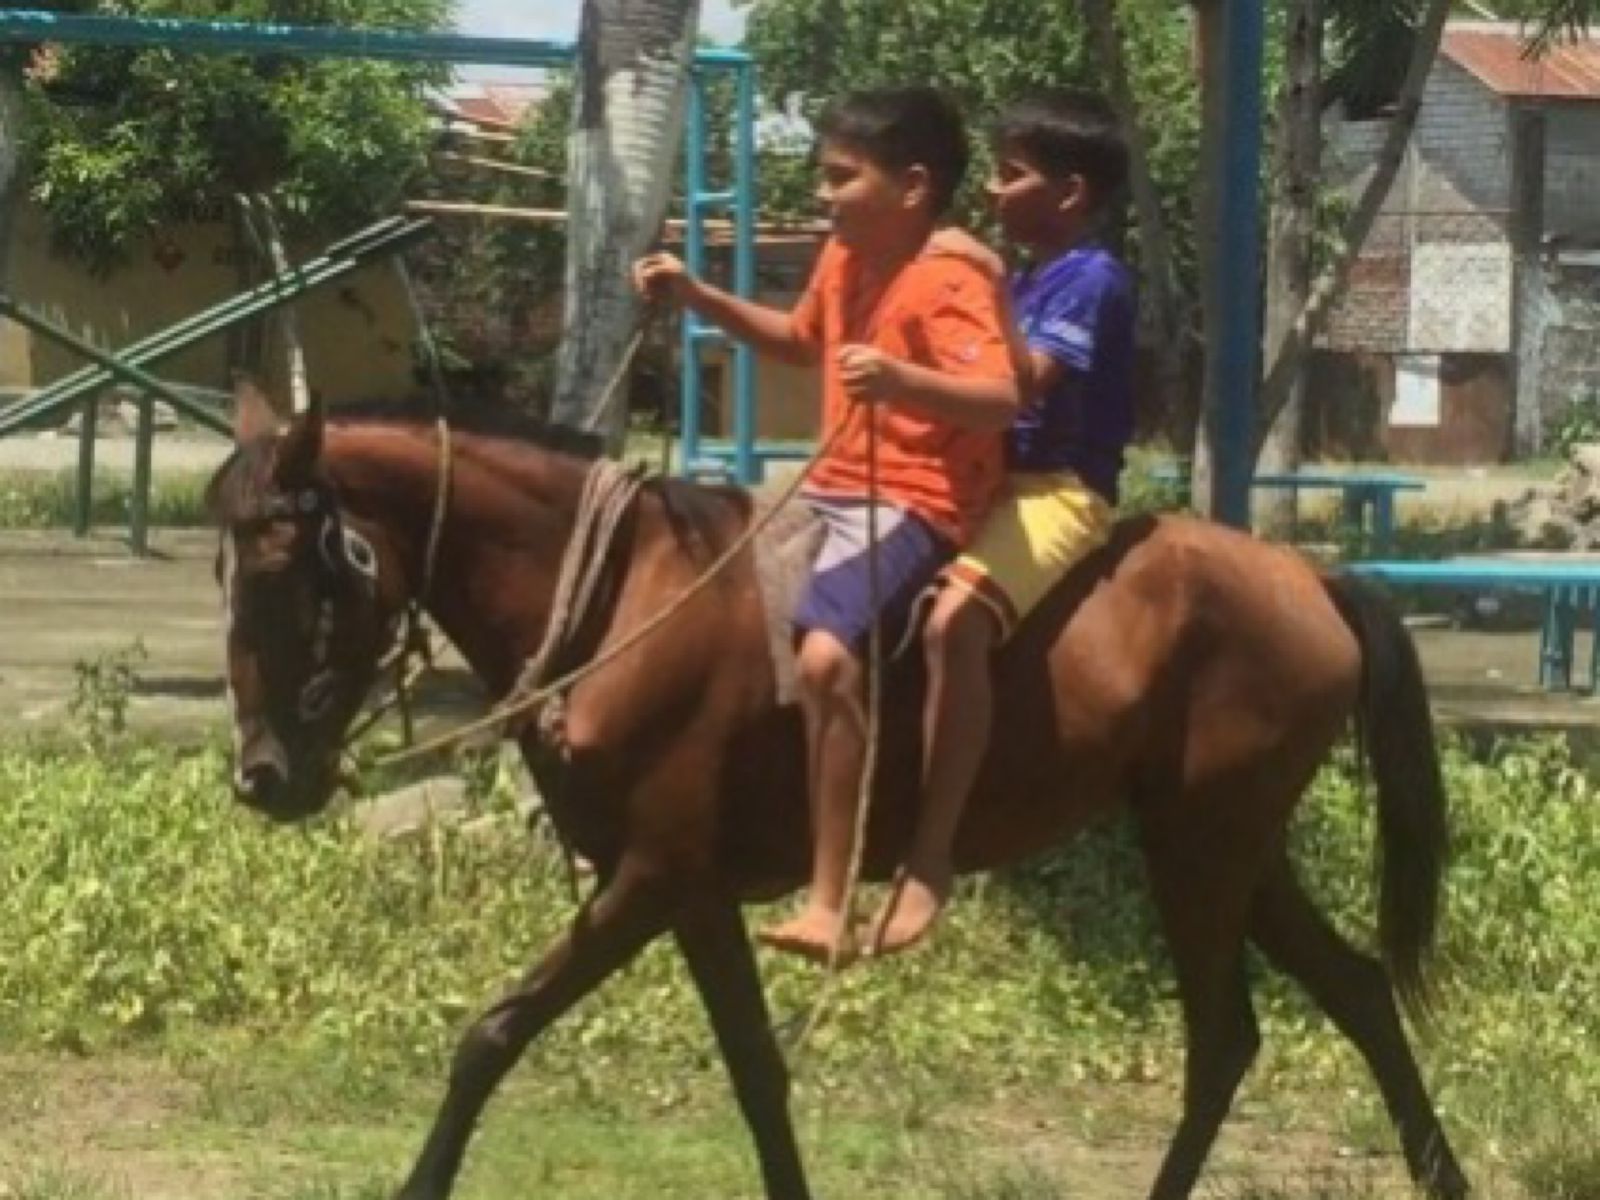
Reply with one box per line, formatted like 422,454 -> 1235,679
993,89 -> 1129,209
815,86 -> 969,215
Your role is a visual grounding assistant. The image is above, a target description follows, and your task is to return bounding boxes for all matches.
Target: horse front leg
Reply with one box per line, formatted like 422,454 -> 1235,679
395,866 -> 673,1200
675,899 -> 814,1200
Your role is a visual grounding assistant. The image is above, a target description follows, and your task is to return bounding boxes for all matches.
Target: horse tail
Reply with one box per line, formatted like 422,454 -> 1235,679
1322,572 -> 1450,1023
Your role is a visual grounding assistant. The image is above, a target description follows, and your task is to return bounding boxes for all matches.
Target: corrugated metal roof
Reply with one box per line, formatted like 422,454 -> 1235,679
1442,21 -> 1600,100
438,83 -> 547,130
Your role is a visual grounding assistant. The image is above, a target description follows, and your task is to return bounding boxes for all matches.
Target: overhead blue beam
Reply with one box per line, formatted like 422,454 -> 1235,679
0,10 -> 752,68
1205,0 -> 1264,530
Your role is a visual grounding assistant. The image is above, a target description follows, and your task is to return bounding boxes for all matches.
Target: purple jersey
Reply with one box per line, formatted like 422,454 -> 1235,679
1007,242 -> 1136,502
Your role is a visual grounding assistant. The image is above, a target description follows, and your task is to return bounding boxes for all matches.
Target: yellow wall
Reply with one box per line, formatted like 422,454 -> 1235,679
2,202 -> 417,405
702,343 -> 820,441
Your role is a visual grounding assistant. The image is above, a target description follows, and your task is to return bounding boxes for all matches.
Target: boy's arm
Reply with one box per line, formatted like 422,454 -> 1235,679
837,260 -> 1020,429
1018,266 -> 1132,400
1019,348 -> 1068,400
633,252 -> 818,367
840,346 -> 1018,430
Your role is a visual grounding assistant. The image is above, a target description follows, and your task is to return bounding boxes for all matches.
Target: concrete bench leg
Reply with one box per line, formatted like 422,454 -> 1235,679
1542,587 -> 1576,691
1540,590 -> 1563,690
1372,491 -> 1396,556
1340,491 -> 1364,545
1589,588 -> 1600,695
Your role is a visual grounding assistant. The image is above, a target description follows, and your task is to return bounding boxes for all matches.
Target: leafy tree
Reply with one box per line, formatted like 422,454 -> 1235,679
2,2 -> 97,285
407,76 -> 573,407
741,0 -> 1594,499
19,0 -> 449,274
742,0 -> 1207,443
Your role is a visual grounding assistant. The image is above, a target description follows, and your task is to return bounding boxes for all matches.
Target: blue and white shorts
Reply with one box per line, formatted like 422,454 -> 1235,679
792,493 -> 953,651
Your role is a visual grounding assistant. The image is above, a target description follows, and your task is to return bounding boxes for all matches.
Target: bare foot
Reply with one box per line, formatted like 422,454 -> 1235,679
757,905 -> 858,967
868,868 -> 952,958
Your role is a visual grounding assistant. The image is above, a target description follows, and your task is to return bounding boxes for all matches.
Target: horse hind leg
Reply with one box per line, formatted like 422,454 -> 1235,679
1137,808 -> 1266,1200
1249,852 -> 1469,1199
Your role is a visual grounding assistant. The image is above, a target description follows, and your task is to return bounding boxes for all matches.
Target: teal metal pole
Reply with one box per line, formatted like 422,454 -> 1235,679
73,396 -> 95,538
131,393 -> 154,555
0,10 -> 751,68
731,61 -> 757,486
680,72 -> 709,472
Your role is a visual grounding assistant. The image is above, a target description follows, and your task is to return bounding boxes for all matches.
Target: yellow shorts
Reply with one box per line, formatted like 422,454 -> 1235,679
944,471 -> 1113,639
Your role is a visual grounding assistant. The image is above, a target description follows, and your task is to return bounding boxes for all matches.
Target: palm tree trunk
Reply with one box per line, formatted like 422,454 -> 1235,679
0,72 -> 25,292
552,0 -> 701,450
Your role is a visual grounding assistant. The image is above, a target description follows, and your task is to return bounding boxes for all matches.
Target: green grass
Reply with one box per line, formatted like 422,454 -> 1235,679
0,728 -> 1594,1196
1518,1136 -> 1600,1200
0,468 -> 213,530
0,1165 -> 130,1200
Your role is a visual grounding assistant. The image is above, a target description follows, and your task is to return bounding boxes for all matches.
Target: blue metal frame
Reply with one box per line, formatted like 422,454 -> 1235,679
1346,559 -> 1600,693
678,62 -> 759,484
0,9 -> 763,481
0,10 -> 751,67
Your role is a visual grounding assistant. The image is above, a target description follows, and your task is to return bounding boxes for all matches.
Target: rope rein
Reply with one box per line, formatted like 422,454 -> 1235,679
515,458 -> 649,699
378,416 -> 850,767
791,398 -> 885,1053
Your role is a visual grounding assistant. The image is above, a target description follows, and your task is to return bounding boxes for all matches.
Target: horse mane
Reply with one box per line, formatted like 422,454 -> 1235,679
204,396 -> 750,555
331,396 -> 607,460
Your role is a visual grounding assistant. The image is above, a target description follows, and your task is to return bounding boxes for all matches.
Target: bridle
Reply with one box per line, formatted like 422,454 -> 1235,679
239,420 -> 451,749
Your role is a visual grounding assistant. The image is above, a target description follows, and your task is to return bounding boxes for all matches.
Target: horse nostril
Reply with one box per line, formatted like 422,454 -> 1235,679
235,761 -> 285,804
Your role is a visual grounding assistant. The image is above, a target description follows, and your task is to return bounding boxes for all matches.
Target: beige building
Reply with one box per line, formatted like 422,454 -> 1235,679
1,200 -> 420,412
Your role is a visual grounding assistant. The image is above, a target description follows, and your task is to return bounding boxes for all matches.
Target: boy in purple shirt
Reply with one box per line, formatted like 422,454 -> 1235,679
873,89 -> 1137,955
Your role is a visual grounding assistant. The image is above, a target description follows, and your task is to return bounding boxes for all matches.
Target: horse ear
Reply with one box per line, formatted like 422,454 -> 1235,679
274,390 -> 325,485
232,370 -> 280,444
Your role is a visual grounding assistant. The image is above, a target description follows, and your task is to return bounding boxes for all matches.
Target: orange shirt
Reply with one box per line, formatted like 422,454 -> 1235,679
791,236 -> 1013,545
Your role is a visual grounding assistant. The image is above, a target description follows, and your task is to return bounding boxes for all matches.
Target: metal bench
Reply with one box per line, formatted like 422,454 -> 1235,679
1154,464 -> 1427,553
1343,558 -> 1600,692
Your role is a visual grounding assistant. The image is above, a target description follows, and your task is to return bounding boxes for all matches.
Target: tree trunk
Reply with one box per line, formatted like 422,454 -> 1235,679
247,194 -> 309,416
1079,0 -> 1191,462
1257,0 -> 1323,536
552,0 -> 701,450
1255,0 -> 1451,446
0,72 -> 24,292
1189,0 -> 1225,516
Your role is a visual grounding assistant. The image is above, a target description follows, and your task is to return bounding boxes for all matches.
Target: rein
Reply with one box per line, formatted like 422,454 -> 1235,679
338,417 -> 452,751
380,416 -> 850,767
342,309 -> 651,759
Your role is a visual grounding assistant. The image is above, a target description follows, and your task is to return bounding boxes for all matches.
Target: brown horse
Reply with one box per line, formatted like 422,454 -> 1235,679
206,384 -> 1469,1200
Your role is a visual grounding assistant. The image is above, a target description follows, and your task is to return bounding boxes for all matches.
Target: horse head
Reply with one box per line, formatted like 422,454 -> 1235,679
206,376 -> 408,821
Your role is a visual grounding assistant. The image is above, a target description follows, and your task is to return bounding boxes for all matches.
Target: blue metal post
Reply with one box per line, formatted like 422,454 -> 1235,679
681,73 -> 710,474
1206,0 -> 1264,530
731,61 -> 758,486
0,10 -> 751,68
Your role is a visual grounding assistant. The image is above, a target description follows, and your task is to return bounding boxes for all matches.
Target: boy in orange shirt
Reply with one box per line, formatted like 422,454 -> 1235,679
635,86 -> 1018,964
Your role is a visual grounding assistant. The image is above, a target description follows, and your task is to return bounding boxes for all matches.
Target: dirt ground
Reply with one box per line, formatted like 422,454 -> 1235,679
0,527 -> 492,741
0,1051 -> 1428,1200
0,459 -> 1595,741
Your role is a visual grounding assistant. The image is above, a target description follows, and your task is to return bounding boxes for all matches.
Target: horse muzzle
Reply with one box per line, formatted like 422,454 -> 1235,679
233,727 -> 328,821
